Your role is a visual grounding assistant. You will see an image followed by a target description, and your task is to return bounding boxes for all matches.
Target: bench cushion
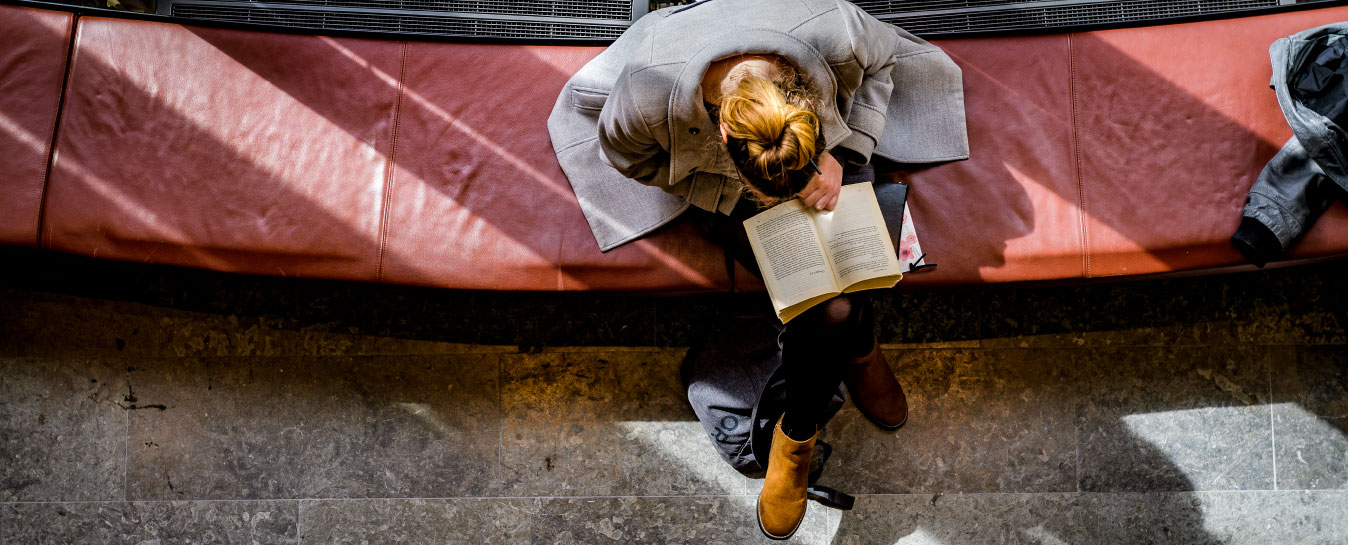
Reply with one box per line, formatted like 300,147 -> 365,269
1070,8 -> 1348,278
897,5 -> 1348,286
43,19 -> 399,281
381,42 -> 730,291
27,6 -> 1348,291
0,5 -> 72,247
42,20 -> 730,291
900,33 -> 1083,286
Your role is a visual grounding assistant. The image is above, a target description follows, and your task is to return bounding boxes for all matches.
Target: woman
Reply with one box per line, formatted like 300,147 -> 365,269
548,0 -> 968,539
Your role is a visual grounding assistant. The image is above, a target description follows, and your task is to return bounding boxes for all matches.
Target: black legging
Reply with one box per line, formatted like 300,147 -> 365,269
688,166 -> 878,437
777,290 -> 875,435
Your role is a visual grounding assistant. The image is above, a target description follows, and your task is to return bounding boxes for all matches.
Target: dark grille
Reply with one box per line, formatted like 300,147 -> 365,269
856,0 -> 1059,11
159,0 -> 1333,41
171,3 -> 629,38
194,0 -> 632,20
860,0 -> 1284,35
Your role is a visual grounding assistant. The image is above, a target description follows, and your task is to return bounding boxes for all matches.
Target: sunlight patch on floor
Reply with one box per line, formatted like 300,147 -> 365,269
892,527 -> 948,545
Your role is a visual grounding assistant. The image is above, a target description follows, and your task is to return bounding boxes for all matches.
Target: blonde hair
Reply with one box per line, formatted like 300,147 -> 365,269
719,74 -> 821,207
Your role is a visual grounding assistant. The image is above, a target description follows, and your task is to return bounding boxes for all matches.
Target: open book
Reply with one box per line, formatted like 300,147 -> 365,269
743,182 -> 903,323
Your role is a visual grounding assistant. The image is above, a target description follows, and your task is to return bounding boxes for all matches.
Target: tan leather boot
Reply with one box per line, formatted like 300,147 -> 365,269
845,337 -> 908,430
757,417 -> 815,540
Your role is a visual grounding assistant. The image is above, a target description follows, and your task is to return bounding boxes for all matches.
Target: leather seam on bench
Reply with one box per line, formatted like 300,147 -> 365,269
1067,33 -> 1090,279
37,12 -> 79,249
377,42 -> 409,284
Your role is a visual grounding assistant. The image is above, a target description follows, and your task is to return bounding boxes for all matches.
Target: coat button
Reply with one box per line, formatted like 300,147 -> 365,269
689,127 -> 700,135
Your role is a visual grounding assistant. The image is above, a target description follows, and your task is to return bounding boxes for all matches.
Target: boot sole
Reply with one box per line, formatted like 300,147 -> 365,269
856,402 -> 908,431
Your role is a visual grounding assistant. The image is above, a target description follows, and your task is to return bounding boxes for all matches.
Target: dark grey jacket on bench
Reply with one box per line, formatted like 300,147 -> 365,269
1235,22 -> 1348,266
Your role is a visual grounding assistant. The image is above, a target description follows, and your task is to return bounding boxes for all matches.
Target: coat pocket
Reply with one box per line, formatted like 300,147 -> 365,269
571,86 -> 609,112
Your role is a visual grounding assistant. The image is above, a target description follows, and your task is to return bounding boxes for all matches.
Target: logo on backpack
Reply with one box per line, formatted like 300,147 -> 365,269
712,415 -> 740,442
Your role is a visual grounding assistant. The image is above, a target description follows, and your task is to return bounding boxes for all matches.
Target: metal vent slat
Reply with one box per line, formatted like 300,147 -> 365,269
171,4 -> 628,38
159,0 -> 1328,42
855,0 -> 1053,12
194,0 -> 632,20
866,0 -> 1282,34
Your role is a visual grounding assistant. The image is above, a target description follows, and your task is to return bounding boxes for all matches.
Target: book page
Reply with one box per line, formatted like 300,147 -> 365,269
743,199 -> 840,315
815,183 -> 903,289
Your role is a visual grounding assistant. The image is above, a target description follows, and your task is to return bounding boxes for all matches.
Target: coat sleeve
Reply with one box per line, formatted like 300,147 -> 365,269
833,1 -> 901,163
597,69 -> 668,184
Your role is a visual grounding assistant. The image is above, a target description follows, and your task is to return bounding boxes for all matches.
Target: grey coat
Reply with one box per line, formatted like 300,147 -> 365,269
548,0 -> 969,251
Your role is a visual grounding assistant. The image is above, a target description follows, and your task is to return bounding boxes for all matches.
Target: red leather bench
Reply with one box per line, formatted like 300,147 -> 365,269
4,4 -> 1347,292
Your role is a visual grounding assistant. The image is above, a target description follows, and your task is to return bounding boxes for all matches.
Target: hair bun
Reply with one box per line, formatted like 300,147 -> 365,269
719,75 -> 820,206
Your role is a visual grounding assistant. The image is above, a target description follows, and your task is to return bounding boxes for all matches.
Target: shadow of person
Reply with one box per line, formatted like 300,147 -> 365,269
37,16 -> 395,281
190,28 -> 735,292
878,34 -> 1074,288
814,23 -> 1314,540
879,22 -> 1297,288
818,343 -> 1279,544
823,482 -> 1228,545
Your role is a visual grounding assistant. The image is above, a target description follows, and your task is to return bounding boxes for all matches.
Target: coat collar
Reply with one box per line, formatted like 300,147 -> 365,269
665,29 -> 852,187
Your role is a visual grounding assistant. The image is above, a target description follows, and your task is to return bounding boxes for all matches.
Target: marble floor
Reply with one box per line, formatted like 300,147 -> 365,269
1,248 -> 1345,544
